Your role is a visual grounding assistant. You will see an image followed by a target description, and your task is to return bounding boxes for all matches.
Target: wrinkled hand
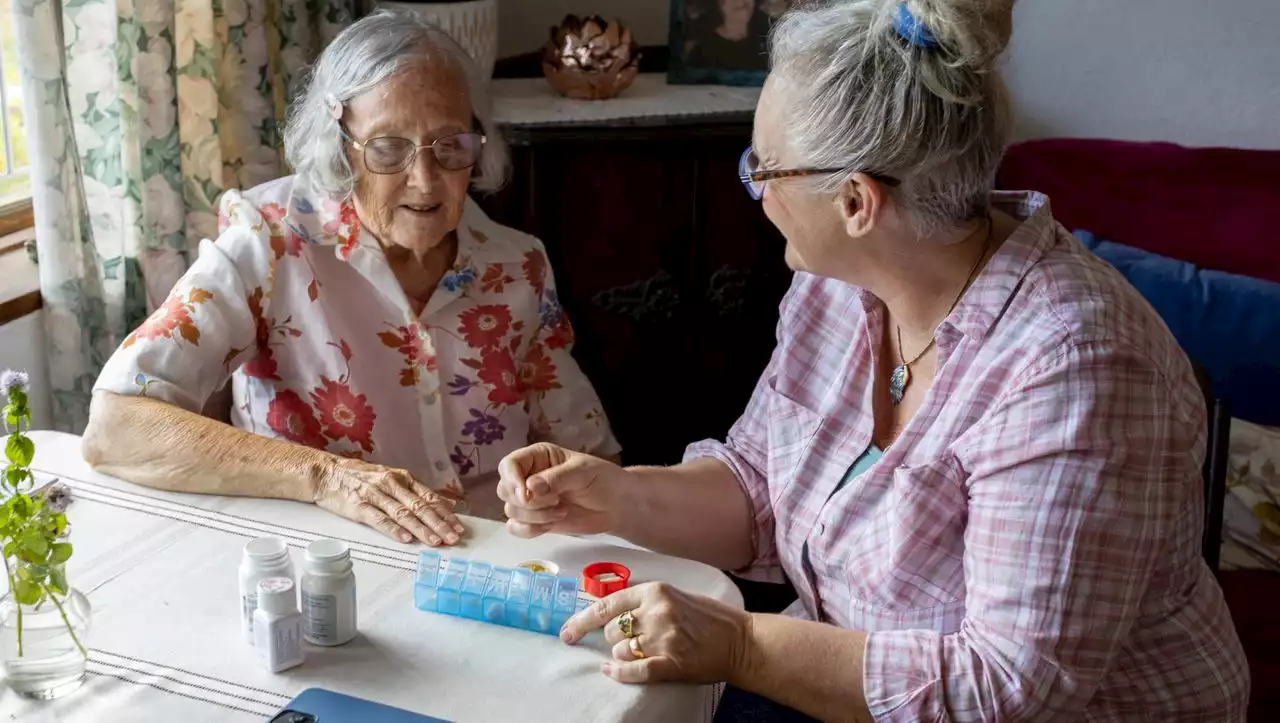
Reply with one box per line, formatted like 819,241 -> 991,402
496,442 -> 624,538
560,582 -> 751,684
316,457 -> 465,546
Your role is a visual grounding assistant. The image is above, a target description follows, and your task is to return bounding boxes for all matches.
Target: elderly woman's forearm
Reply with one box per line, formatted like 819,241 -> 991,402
734,614 -> 873,723
82,391 -> 325,502
612,459 -> 755,571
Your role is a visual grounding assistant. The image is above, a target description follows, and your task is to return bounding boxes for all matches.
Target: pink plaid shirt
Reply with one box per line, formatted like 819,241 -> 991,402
687,193 -> 1249,721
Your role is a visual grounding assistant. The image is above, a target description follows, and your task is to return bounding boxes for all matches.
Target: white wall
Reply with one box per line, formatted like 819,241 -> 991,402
1004,0 -> 1280,149
498,0 -> 1280,150
0,312 -> 53,430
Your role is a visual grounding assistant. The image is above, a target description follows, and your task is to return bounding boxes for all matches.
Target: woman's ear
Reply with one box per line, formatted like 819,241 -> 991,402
835,173 -> 885,238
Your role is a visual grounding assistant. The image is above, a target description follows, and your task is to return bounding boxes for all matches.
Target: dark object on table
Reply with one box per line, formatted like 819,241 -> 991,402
668,0 -> 793,86
541,15 -> 641,100
274,688 -> 452,722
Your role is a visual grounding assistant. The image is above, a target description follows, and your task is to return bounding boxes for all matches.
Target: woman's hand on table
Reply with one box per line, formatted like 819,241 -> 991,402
315,457 -> 465,546
560,582 -> 752,684
497,442 -> 626,537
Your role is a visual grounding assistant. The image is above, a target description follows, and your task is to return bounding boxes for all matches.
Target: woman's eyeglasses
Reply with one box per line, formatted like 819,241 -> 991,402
339,125 -> 486,174
737,146 -> 900,200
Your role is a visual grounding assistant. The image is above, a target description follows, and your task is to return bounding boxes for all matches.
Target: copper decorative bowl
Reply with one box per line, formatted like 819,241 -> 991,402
541,14 -> 641,101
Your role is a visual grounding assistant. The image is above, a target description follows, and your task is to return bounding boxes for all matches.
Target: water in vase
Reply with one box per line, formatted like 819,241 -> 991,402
1,589 -> 91,699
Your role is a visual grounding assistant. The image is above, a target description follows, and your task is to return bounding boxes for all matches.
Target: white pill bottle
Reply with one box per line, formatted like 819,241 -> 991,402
300,539 -> 358,646
239,537 -> 296,644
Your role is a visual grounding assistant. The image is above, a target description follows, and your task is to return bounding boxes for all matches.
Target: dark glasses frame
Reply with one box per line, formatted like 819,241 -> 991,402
338,123 -> 487,175
738,146 -> 901,200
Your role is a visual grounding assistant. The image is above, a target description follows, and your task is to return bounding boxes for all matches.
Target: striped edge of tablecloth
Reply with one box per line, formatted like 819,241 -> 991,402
88,648 -> 291,718
38,470 -> 605,609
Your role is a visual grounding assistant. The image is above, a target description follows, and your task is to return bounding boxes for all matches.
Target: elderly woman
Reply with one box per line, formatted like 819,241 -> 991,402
498,1 -> 1248,720
81,11 -> 618,546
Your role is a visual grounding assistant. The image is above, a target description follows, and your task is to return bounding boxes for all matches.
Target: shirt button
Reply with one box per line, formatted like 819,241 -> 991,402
435,460 -> 447,472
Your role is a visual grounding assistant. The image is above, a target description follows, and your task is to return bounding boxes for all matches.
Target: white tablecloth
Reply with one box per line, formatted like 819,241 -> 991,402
2,432 -> 741,722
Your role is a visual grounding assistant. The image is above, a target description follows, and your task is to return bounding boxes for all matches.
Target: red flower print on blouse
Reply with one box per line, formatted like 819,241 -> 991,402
522,250 -> 547,294
473,347 -> 523,406
458,304 -> 513,350
310,377 -> 377,453
224,287 -> 300,380
322,200 -> 361,258
544,320 -> 575,351
378,323 -> 438,387
521,343 -> 561,392
123,287 -> 214,348
479,264 -> 516,294
266,389 -> 327,449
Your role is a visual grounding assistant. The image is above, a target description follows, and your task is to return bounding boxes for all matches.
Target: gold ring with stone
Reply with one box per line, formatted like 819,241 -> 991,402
628,636 -> 646,659
616,609 -> 637,638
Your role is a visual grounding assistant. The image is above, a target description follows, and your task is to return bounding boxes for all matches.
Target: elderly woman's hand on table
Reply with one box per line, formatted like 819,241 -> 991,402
317,455 -> 464,545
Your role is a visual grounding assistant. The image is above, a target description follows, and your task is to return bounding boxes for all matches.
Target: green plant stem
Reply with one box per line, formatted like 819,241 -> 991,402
2,556 -> 21,657
39,583 -> 87,659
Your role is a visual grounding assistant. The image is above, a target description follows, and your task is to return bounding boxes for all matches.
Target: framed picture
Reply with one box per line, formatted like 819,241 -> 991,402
667,0 -> 792,86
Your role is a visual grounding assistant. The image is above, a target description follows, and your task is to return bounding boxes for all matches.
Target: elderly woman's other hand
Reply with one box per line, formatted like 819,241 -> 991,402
560,582 -> 752,685
496,442 -> 626,538
317,456 -> 466,546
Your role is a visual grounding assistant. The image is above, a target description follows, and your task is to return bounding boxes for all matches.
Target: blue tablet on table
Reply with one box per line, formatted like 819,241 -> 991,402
271,688 -> 452,723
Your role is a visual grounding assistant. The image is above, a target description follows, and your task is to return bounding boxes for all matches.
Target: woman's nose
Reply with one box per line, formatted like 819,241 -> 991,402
406,148 -> 441,190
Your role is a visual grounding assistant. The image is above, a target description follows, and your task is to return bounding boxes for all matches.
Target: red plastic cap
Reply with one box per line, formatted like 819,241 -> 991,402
581,561 -> 631,597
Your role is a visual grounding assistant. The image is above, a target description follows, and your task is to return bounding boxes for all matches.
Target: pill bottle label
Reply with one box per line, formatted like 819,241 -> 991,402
302,590 -> 338,644
242,592 -> 257,637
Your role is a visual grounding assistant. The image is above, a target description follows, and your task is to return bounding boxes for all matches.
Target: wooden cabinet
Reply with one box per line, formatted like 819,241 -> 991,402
478,122 -> 791,465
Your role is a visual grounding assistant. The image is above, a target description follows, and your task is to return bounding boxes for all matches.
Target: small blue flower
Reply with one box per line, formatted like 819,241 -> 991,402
442,266 -> 477,293
293,196 -> 315,214
460,409 -> 505,446
134,373 -> 152,396
450,445 -> 475,476
0,369 -> 29,397
447,374 -> 478,396
539,290 -> 566,329
285,220 -> 316,244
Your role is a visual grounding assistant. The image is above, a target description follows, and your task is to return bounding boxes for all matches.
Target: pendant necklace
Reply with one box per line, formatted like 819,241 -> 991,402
889,218 -> 994,406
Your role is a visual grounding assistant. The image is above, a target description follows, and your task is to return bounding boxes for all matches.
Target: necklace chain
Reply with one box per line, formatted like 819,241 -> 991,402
894,218 -> 994,376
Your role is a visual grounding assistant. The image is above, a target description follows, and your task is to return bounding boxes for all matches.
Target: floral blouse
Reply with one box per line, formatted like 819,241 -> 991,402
95,176 -> 619,517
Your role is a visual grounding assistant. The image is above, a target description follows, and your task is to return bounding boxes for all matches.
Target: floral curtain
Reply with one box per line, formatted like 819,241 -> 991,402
12,0 -> 357,431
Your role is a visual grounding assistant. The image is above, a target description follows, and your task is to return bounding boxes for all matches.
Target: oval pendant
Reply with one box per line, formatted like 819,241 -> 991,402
889,364 -> 910,406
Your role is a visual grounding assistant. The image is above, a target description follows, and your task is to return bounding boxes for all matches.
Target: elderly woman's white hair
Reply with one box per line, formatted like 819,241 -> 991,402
769,0 -> 1015,236
284,9 -> 509,198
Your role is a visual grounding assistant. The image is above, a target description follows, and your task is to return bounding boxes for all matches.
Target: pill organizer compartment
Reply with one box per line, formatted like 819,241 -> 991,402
416,552 -> 584,636
437,557 -> 468,615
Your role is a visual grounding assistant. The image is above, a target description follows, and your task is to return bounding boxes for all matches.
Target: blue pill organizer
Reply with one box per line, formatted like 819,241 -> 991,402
414,552 -> 589,635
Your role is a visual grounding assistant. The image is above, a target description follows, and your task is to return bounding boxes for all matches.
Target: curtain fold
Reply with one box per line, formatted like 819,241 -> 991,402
12,0 -> 356,431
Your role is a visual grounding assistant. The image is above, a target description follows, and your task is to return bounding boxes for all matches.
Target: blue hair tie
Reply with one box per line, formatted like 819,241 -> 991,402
892,2 -> 940,49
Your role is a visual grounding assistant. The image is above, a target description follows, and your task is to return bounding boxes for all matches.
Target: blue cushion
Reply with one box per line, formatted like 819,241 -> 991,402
1075,230 -> 1280,426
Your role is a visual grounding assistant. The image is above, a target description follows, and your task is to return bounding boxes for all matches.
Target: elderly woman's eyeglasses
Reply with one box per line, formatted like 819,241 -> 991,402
338,124 -> 486,174
738,146 -> 900,200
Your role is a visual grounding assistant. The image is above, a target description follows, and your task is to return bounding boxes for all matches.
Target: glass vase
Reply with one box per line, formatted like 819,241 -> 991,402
1,562 -> 91,700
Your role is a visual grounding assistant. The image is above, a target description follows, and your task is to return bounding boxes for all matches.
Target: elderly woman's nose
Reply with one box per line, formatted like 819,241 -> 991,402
406,148 -> 443,189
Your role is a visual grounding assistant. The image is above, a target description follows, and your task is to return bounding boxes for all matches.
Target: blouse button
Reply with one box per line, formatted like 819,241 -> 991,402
818,523 -> 826,536
435,460 -> 447,472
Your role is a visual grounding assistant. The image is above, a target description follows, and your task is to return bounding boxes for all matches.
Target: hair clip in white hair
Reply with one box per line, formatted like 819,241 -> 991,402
324,93 -> 343,120
892,2 -> 939,49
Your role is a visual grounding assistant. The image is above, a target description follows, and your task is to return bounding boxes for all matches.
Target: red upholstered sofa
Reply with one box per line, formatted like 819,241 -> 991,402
997,138 -> 1280,284
998,138 -> 1280,722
